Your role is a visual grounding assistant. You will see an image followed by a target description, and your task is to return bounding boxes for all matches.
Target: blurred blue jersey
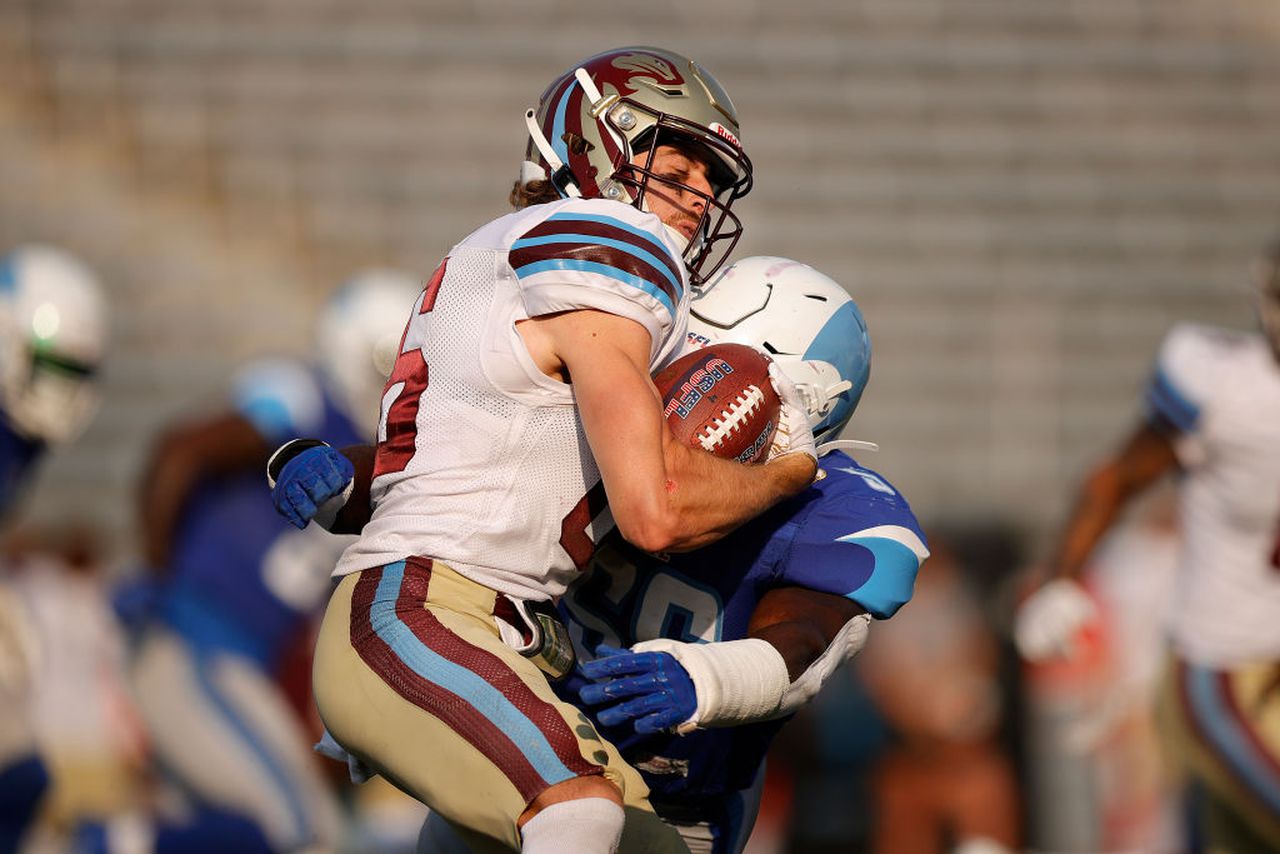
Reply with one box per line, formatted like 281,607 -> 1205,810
159,360 -> 363,667
0,414 -> 43,520
560,450 -> 927,803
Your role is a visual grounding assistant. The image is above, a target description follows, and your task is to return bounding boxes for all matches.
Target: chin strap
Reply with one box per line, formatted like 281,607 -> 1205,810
523,109 -> 581,199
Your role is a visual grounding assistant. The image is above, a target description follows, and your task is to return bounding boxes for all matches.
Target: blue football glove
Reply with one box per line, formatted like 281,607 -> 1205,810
577,645 -> 697,734
270,444 -> 354,529
110,576 -> 162,631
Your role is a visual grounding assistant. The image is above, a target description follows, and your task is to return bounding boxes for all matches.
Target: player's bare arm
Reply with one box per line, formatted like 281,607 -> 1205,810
1048,419 -> 1179,580
748,586 -> 868,680
139,412 -> 271,568
328,444 -> 374,534
1015,417 -> 1181,660
534,308 -> 816,554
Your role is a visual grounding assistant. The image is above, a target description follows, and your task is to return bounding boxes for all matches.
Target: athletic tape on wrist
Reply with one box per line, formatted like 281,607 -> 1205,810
631,637 -> 790,731
633,613 -> 872,731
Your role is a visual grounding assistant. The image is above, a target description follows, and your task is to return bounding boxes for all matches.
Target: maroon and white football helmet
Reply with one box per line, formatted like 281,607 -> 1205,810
522,46 -> 754,283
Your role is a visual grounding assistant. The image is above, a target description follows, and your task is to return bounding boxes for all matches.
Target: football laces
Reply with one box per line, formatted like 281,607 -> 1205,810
697,385 -> 765,451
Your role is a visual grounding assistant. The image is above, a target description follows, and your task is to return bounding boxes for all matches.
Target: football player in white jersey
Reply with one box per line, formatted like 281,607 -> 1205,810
1015,238 -> 1280,850
0,244 -> 107,850
266,47 -> 818,854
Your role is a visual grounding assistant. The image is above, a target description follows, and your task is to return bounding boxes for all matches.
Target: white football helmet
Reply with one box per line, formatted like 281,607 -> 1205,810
1255,237 -> 1280,359
314,268 -> 422,438
0,245 -> 108,444
688,256 -> 871,445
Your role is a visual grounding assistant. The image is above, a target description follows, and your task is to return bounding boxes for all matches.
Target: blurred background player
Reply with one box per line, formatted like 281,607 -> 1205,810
127,269 -> 420,852
0,244 -> 108,851
1014,237 -> 1280,852
270,46 -> 819,854
856,534 -> 1020,854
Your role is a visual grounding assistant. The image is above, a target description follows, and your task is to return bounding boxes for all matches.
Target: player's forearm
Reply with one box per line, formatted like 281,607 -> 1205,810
610,436 -> 813,553
1049,465 -> 1128,580
330,444 -> 375,534
750,621 -> 832,681
749,586 -> 869,679
658,447 -> 815,552
1048,423 -> 1177,580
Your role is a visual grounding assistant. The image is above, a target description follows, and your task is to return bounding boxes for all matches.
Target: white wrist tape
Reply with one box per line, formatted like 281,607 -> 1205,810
631,637 -> 790,732
633,614 -> 873,732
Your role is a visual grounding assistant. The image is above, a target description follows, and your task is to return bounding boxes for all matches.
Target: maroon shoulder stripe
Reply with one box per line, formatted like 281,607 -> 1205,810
510,241 -> 679,309
520,218 -> 681,287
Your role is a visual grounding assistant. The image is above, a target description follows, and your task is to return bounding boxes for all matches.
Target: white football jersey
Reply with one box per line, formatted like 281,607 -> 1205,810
1146,323 -> 1280,666
334,198 -> 690,601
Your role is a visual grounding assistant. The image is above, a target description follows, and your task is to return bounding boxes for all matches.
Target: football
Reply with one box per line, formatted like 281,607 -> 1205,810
653,343 -> 781,464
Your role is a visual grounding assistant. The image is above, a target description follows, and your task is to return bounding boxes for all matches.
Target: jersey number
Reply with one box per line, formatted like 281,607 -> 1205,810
373,260 -> 446,479
559,481 -> 609,571
567,561 -> 723,652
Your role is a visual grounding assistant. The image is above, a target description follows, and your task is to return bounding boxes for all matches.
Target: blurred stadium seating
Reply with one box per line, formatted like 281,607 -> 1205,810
1,0 -> 1278,558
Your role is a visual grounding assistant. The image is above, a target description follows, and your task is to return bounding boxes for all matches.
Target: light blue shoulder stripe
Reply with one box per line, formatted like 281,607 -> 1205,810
371,563 -> 577,787
1145,367 -> 1200,432
514,258 -> 676,318
511,233 -> 682,297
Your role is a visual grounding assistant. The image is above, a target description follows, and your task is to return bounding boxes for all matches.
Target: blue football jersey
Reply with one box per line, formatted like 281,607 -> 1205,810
0,414 -> 43,521
159,360 -> 365,666
560,450 -> 928,802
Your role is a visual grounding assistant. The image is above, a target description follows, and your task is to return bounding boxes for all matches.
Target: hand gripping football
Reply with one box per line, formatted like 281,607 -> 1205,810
653,343 -> 781,463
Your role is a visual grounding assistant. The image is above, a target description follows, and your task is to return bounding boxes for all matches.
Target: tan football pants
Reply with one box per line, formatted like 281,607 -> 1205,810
313,557 -> 687,853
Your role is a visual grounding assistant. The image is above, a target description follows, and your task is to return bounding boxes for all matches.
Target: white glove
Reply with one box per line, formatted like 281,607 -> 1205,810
1014,577 -> 1098,662
766,361 -> 817,463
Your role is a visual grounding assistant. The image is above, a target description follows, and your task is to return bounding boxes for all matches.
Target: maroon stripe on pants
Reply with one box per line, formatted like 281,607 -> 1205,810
349,563 -> 599,806
1174,660 -> 1274,809
1214,670 -> 1280,784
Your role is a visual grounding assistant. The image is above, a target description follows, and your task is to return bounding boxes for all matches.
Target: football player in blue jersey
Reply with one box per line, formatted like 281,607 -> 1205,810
127,269 -> 420,852
271,255 -> 929,854
0,244 -> 107,852
537,257 -> 921,850
554,256 -> 929,854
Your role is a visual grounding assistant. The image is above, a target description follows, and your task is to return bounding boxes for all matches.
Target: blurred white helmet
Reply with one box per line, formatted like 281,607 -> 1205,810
314,268 -> 421,438
688,256 -> 871,445
0,245 -> 108,444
